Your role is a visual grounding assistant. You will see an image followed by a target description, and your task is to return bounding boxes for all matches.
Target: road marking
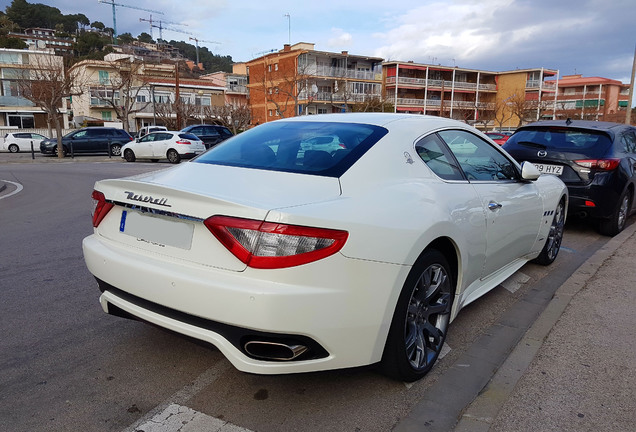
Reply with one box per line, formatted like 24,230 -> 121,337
0,180 -> 23,200
501,272 -> 530,294
122,363 -> 251,432
132,403 -> 253,432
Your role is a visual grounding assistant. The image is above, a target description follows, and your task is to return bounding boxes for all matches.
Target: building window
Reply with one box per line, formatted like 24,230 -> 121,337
318,108 -> 328,114
269,109 -> 273,116
98,70 -> 109,85
268,64 -> 272,72
8,114 -> 35,128
101,111 -> 112,120
136,95 -> 146,103
274,63 -> 278,71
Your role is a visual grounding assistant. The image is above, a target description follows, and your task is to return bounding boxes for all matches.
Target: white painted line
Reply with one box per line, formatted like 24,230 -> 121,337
133,403 -> 253,432
122,363 -> 237,432
0,179 -> 23,200
501,272 -> 530,294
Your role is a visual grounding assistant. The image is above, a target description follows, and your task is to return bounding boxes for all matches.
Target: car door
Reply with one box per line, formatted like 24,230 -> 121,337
438,129 -> 543,278
136,133 -> 156,158
69,130 -> 91,152
152,132 -> 172,158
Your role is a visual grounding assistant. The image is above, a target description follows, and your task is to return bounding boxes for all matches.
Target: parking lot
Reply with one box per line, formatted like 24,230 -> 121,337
1,151 -> 633,432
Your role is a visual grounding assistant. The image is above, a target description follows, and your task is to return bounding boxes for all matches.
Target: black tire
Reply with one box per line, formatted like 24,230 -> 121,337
123,149 -> 136,162
110,144 -> 122,156
598,189 -> 632,237
8,144 -> 19,153
381,249 -> 454,382
54,145 -> 67,157
167,149 -> 181,164
533,198 -> 565,265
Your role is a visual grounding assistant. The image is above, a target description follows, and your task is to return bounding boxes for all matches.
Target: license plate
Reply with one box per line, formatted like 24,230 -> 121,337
534,163 -> 563,176
120,210 -> 194,250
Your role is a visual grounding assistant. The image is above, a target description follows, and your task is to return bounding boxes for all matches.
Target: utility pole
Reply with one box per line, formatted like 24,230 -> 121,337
284,13 -> 291,45
626,43 -> 635,125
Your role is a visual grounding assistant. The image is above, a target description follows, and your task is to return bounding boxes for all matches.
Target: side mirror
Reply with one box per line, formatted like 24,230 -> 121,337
520,161 -> 541,181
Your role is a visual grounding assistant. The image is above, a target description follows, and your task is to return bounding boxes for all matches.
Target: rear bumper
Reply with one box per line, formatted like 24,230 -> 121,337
566,177 -> 623,219
82,233 -> 409,374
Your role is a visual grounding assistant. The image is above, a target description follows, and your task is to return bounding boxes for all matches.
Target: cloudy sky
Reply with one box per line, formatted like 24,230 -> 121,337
3,0 -> 636,85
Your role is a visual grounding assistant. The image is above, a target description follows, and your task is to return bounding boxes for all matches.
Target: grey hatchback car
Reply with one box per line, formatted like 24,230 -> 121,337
40,127 -> 133,156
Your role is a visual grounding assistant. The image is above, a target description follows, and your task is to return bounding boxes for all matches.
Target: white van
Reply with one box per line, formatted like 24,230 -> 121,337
136,126 -> 167,138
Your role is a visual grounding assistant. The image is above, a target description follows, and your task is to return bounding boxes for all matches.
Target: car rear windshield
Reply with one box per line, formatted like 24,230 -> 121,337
193,121 -> 388,177
178,133 -> 199,141
507,127 -> 613,156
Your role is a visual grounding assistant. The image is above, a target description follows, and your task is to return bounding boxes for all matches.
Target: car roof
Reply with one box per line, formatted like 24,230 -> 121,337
519,119 -> 630,133
275,112 -> 472,130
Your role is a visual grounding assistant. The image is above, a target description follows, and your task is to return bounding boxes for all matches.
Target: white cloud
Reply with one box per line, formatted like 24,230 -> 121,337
327,29 -> 353,49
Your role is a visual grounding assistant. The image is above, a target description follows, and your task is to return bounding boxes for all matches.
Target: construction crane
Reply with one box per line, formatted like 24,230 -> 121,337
189,37 -> 221,66
98,0 -> 163,45
139,16 -> 188,41
152,22 -> 193,42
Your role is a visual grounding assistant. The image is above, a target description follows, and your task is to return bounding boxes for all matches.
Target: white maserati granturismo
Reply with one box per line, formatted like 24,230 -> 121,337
83,113 -> 567,381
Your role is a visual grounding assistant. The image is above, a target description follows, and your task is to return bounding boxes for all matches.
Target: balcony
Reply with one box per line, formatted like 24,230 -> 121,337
306,65 -> 381,81
226,84 -> 248,94
385,76 -> 496,91
299,91 -> 382,103
388,96 -> 495,110
526,80 -> 557,91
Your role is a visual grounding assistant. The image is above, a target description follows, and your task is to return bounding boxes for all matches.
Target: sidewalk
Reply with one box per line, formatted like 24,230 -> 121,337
456,221 -> 636,431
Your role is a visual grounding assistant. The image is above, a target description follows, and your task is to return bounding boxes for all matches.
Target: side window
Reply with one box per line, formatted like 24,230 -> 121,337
203,126 -> 220,136
438,130 -> 517,181
15,133 -> 29,138
415,134 -> 464,180
190,127 -> 203,135
621,131 -> 636,154
73,130 -> 88,138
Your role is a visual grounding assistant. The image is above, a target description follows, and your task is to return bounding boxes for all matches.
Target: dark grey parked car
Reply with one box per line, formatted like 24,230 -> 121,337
180,124 -> 233,149
503,119 -> 636,236
40,127 -> 133,156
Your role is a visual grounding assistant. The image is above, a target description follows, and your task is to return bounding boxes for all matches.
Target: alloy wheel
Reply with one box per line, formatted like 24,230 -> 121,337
404,263 -> 452,370
545,201 -> 565,262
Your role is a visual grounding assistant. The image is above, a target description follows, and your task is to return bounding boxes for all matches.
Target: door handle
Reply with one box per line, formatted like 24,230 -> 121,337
488,201 -> 502,211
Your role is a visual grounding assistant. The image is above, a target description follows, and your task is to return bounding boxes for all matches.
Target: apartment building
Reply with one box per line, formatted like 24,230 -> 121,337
383,61 -> 559,129
552,74 -> 631,122
0,48 -> 69,129
8,28 -> 75,56
245,43 -> 383,125
70,55 -> 225,131
201,63 -> 249,107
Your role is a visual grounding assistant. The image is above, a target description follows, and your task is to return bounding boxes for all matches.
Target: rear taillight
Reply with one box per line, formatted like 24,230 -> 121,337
574,159 -> 620,171
204,215 -> 348,269
91,190 -> 114,227
175,140 -> 191,145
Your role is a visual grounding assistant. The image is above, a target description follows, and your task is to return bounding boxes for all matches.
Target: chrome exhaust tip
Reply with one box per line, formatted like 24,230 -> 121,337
244,341 -> 308,361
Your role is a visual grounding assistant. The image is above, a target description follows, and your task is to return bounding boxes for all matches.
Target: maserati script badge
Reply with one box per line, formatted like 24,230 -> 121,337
124,191 -> 171,207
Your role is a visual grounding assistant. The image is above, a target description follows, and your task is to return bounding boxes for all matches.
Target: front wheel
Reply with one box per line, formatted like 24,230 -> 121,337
381,249 -> 454,382
8,144 -> 19,153
598,189 -> 632,237
123,149 -> 136,162
167,149 -> 181,164
533,198 -> 565,265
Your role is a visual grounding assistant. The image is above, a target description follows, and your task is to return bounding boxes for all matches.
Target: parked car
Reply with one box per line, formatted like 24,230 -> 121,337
2,132 -> 49,153
503,119 -> 636,236
83,113 -> 567,382
180,124 -> 233,149
40,127 -> 133,156
485,132 -> 510,145
122,131 -> 206,164
136,125 -> 168,138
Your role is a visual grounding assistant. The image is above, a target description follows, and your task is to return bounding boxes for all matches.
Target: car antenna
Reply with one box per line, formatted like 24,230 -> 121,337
565,118 -> 572,126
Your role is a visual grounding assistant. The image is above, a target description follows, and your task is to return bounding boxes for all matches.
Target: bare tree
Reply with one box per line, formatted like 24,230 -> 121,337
349,95 -> 394,113
205,104 -> 251,134
15,53 -> 87,158
154,101 -> 200,130
90,59 -> 152,133
493,98 -> 515,130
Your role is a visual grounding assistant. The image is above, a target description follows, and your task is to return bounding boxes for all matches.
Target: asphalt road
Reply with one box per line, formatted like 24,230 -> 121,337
0,154 -> 617,432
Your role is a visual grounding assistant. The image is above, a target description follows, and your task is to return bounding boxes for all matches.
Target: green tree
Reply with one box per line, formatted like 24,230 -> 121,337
137,32 -> 154,44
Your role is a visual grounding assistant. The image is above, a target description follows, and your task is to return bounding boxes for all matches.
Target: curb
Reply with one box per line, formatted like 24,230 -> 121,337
454,221 -> 636,431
